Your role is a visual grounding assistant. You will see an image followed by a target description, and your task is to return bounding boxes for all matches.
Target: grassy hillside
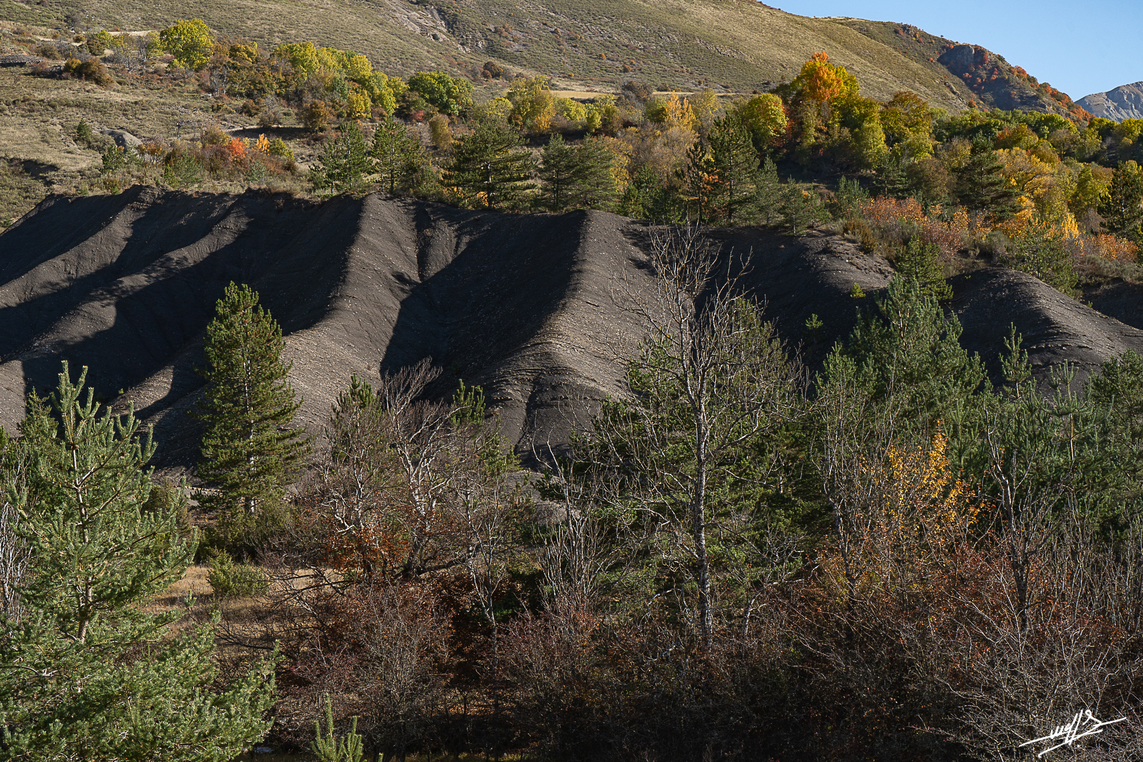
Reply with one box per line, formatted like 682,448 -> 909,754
9,0 -> 982,106
0,0 -> 1090,227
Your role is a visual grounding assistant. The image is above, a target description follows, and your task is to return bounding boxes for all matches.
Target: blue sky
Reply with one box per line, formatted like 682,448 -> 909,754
771,0 -> 1141,100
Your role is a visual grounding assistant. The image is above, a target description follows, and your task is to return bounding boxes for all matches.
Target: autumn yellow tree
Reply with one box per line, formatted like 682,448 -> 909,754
819,429 -> 977,603
786,52 -> 860,156
729,93 -> 788,155
159,19 -> 215,70
507,76 -> 556,134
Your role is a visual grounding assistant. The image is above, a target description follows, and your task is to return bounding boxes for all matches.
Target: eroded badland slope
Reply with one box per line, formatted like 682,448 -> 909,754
3,190 -> 1143,470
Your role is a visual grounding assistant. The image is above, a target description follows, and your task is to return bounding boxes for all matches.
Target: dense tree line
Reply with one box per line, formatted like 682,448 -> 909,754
236,230 -> 1143,760
68,19 -> 1141,299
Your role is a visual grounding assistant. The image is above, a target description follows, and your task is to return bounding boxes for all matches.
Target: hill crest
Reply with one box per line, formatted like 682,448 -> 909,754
3,190 -> 1142,473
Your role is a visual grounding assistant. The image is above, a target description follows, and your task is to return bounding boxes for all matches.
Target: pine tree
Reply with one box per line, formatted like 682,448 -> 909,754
443,118 -> 535,211
1100,160 -> 1143,243
571,136 -> 619,211
706,117 -> 762,225
0,362 -> 276,761
311,121 -> 370,194
897,235 -> 952,302
756,157 -> 785,227
538,133 -> 578,212
680,139 -> 715,224
195,283 -> 309,544
955,137 -> 1019,220
540,133 -> 618,213
371,114 -> 423,196
832,275 -> 985,437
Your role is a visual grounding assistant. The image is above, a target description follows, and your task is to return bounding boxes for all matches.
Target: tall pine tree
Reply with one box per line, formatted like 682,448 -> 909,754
310,121 -> 370,195
443,118 -> 535,211
0,362 -> 276,761
371,114 -> 424,197
706,117 -> 762,225
538,133 -> 579,212
1100,160 -> 1143,244
955,137 -> 1019,220
195,282 -> 309,545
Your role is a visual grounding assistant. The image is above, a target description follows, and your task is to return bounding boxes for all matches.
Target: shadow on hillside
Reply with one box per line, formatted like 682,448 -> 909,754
379,207 -> 588,400
12,191 -> 363,405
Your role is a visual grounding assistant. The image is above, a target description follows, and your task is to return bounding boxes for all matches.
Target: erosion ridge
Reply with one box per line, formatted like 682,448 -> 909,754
2,189 -> 1143,471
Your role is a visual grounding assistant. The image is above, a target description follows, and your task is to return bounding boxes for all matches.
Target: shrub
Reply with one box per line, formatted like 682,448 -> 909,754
34,41 -> 68,60
1081,233 -> 1138,262
75,119 -> 94,148
428,113 -> 452,150
302,100 -> 333,133
86,30 -> 113,56
207,551 -> 269,598
63,58 -> 114,87
200,125 -> 229,147
267,137 -> 295,163
101,144 -> 136,174
162,146 -> 203,188
857,196 -> 969,262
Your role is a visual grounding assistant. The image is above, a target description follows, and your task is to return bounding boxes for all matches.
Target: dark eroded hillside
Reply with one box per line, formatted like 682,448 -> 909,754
2,190 -> 1142,470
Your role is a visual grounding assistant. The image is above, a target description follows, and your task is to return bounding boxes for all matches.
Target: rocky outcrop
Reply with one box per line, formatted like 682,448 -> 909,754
1078,81 -> 1143,122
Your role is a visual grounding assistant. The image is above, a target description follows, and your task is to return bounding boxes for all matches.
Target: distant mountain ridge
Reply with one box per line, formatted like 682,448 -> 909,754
1077,82 -> 1143,122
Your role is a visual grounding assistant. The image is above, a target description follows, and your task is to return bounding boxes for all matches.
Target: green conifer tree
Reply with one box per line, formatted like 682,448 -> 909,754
830,275 -> 985,438
195,283 -> 309,545
538,133 -> 578,212
539,133 -> 617,212
569,136 -> 619,211
706,117 -> 762,225
897,235 -> 953,302
443,119 -> 535,211
756,157 -> 785,227
1099,160 -> 1143,243
370,114 -> 423,196
955,137 -> 1019,220
680,139 -> 714,224
311,121 -> 370,194
0,362 -> 276,761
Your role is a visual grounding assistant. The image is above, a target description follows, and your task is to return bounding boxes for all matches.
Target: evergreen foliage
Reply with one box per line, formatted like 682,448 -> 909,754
311,694 -> 365,762
0,362 -> 276,761
755,157 -> 785,227
1100,160 -> 1143,243
896,235 -> 952,302
370,115 -> 425,196
705,117 -> 762,225
999,219 -> 1079,296
955,137 -> 1020,219
195,283 -> 309,546
444,119 -> 536,210
783,182 -> 828,234
311,121 -> 370,194
826,275 -> 985,439
538,134 -> 617,212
